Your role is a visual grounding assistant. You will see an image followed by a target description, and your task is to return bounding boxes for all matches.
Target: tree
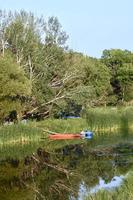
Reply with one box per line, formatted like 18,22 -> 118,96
48,52 -> 112,117
0,54 -> 31,121
102,49 -> 133,103
0,10 -> 13,56
44,16 -> 69,48
66,53 -> 112,107
117,63 -> 133,101
0,11 -> 70,118
3,11 -> 46,109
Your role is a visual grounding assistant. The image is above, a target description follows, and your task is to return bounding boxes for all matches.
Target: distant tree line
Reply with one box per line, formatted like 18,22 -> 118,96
0,10 -> 133,122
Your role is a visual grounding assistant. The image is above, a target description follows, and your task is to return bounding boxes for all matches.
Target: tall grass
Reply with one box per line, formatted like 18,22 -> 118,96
1,106 -> 132,147
0,107 -> 133,146
34,118 -> 88,133
0,123 -> 43,146
84,106 -> 133,135
0,119 -> 88,158
0,107 -> 133,158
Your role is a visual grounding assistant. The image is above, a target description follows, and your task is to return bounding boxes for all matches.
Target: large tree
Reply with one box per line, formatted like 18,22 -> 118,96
0,54 -> 31,121
102,49 -> 133,103
117,63 -> 133,101
1,11 -> 70,118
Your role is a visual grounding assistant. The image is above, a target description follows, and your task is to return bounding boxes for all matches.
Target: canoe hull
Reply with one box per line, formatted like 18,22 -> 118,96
49,134 -> 81,140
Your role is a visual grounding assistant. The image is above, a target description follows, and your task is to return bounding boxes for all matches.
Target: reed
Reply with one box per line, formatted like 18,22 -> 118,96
35,118 -> 88,133
0,118 -> 87,159
0,123 -> 43,146
85,106 -> 133,135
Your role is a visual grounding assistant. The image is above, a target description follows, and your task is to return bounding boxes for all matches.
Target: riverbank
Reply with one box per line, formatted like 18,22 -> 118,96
0,119 -> 133,160
0,116 -> 133,145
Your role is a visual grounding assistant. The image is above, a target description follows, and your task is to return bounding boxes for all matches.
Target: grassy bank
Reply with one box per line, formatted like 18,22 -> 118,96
0,106 -> 133,159
0,118 -> 88,159
0,106 -> 133,146
0,123 -> 43,145
0,107 -> 133,145
0,118 -> 87,145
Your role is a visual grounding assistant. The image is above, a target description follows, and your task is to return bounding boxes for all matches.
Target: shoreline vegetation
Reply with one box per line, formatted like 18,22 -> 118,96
0,106 -> 133,146
0,107 -> 133,199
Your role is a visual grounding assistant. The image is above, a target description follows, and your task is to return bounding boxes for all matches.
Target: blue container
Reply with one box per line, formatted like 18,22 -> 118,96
84,131 -> 93,139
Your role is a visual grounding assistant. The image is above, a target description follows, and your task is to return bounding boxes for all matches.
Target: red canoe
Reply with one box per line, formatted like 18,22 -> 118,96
49,134 -> 81,140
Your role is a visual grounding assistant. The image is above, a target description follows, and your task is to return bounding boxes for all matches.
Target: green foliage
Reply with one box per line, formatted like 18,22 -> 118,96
44,16 -> 69,48
117,63 -> 133,101
102,49 -> 133,70
102,49 -> 133,102
0,10 -> 132,119
0,54 -> 31,120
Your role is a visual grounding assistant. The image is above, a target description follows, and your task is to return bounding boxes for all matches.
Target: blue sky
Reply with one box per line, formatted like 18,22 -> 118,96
1,0 -> 133,57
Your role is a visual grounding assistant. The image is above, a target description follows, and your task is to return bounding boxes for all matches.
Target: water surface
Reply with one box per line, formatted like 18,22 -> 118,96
0,132 -> 133,200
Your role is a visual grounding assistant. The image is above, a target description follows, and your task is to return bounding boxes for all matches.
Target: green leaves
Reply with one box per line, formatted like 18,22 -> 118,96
117,63 -> 133,84
0,54 -> 31,119
102,49 -> 133,102
44,16 -> 69,48
0,10 -> 132,120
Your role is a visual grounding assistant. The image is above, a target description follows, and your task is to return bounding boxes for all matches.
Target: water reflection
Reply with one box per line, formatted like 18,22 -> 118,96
0,134 -> 133,200
37,143 -> 132,199
78,175 -> 125,199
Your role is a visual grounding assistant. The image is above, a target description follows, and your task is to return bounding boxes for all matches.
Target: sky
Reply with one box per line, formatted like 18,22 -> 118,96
1,0 -> 133,58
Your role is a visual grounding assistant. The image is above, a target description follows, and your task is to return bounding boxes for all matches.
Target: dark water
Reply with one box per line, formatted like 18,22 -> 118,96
0,133 -> 133,200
